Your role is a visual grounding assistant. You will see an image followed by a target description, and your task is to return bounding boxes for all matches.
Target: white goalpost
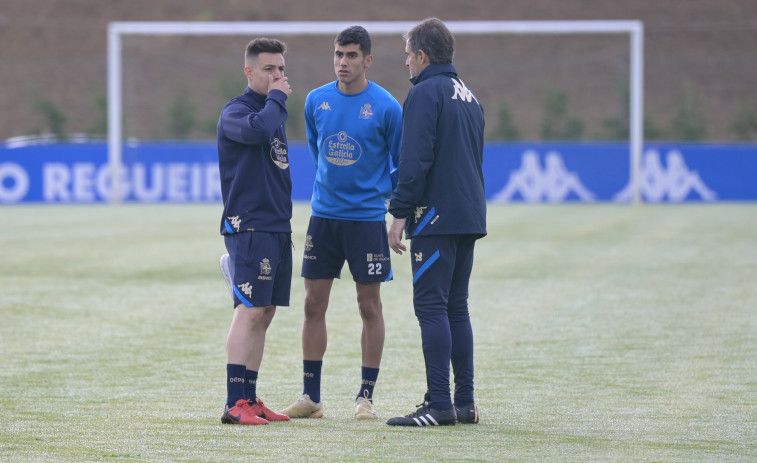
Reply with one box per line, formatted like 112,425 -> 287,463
107,20 -> 644,203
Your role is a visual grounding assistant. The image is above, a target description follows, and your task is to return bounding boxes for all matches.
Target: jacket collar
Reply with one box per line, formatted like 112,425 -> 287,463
410,63 -> 458,86
244,86 -> 267,103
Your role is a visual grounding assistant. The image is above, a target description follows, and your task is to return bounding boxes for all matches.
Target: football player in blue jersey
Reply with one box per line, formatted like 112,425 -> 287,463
386,18 -> 486,427
216,38 -> 293,425
281,26 -> 402,421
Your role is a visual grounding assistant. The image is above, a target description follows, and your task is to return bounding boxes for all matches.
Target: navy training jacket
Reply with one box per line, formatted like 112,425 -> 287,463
388,64 -> 487,238
217,87 -> 292,235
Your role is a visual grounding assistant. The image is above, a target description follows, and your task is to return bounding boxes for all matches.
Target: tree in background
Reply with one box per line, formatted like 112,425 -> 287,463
539,89 -> 584,140
494,104 -> 520,141
88,95 -> 107,138
731,103 -> 757,142
34,96 -> 68,141
166,88 -> 196,140
669,84 -> 707,141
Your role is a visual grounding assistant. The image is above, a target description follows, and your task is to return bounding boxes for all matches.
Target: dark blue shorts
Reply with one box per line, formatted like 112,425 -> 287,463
301,216 -> 392,282
224,231 -> 292,308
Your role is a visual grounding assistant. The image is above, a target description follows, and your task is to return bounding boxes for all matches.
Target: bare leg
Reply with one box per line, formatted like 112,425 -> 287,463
356,282 -> 384,368
226,304 -> 277,371
303,278 -> 333,360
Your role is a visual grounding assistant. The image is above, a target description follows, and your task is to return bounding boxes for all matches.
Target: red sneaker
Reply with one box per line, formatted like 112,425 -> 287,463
249,397 -> 290,422
221,399 -> 268,425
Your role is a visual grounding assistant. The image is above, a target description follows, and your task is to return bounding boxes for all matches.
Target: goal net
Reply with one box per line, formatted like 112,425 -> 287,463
107,20 -> 644,201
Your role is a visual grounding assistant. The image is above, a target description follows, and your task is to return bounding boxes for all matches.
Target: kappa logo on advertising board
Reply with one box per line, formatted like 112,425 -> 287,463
613,149 -> 717,203
493,150 -> 595,203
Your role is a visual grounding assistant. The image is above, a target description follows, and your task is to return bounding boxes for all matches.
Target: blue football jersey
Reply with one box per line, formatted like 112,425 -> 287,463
304,81 -> 402,221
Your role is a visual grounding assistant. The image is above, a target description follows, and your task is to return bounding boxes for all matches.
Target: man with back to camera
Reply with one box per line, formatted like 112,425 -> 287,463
386,17 -> 487,427
280,25 -> 403,421
216,37 -> 293,425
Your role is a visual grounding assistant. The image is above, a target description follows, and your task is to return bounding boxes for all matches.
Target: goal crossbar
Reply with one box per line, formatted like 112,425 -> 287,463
107,20 -> 644,202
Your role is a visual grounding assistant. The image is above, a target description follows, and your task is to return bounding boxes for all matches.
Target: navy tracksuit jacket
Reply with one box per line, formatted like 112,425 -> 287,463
388,63 -> 486,238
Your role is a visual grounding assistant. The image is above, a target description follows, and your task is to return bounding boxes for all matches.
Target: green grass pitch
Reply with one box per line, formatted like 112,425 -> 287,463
1,203 -> 756,462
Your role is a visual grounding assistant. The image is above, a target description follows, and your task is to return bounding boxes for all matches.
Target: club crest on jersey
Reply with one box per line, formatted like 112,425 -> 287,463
270,138 -> 289,169
318,101 -> 331,111
359,103 -> 373,120
324,131 -> 362,166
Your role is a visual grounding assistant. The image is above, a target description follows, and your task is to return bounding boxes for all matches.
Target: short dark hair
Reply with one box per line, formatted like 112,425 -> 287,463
335,25 -> 372,56
404,17 -> 454,64
245,37 -> 287,62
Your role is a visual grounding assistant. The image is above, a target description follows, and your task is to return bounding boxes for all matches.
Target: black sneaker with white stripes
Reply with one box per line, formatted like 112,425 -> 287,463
386,397 -> 456,427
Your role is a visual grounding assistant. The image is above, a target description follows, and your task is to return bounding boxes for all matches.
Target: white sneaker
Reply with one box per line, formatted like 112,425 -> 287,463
280,394 -> 324,419
354,396 -> 378,420
219,254 -> 234,300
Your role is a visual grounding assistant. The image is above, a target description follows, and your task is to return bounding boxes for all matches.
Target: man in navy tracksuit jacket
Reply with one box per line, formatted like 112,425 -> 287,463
387,18 -> 486,427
